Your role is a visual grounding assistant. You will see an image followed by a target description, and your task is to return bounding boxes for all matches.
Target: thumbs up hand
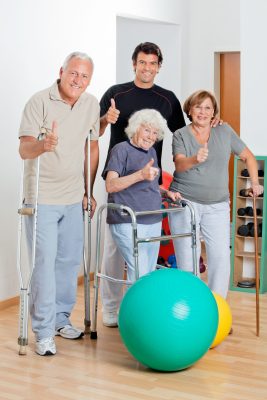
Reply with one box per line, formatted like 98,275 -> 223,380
43,121 -> 58,152
141,158 -> 159,181
106,98 -> 120,124
196,142 -> 208,163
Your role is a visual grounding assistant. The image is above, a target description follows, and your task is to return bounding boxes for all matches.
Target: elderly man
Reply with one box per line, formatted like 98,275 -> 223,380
19,52 -> 99,356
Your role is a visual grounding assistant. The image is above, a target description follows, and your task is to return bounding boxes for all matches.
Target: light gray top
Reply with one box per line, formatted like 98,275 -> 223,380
19,81 -> 99,205
170,123 -> 246,204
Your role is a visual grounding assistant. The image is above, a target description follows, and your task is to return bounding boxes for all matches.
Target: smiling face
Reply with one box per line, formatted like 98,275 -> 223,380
190,97 -> 214,127
131,124 -> 159,150
133,52 -> 160,88
58,57 -> 93,105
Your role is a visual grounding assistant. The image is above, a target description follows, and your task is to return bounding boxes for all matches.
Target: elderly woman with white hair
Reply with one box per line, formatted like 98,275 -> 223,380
104,108 -> 181,283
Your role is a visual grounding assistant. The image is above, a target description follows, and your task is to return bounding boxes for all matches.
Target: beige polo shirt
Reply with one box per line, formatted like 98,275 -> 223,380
19,81 -> 100,205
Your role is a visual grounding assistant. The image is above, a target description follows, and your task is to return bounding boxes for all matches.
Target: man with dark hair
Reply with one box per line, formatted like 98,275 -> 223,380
99,42 -> 186,327
100,42 -> 185,176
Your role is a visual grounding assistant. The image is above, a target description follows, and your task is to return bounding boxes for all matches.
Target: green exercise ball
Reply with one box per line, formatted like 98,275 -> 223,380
118,269 -> 218,371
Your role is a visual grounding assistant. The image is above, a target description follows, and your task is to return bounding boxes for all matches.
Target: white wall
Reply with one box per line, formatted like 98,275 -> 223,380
240,0 -> 267,154
180,0 -> 240,99
0,0 -> 184,301
1,0 -> 266,302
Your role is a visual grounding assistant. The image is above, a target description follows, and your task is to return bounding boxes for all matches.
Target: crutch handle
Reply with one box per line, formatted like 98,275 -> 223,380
18,207 -> 35,216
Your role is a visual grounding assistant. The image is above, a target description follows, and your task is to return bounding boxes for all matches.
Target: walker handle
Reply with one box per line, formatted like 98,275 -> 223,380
162,196 -> 186,208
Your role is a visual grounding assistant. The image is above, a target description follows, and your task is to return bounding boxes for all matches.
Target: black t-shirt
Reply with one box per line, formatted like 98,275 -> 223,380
100,81 -> 185,182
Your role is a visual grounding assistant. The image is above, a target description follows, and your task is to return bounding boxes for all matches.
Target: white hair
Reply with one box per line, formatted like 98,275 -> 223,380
125,109 -> 170,141
62,51 -> 94,70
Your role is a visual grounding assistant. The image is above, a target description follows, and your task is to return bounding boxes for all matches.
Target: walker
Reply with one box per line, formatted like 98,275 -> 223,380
90,198 -> 198,339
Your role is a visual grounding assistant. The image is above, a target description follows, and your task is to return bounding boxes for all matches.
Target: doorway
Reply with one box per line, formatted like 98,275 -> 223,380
116,16 -> 181,173
217,52 -> 240,219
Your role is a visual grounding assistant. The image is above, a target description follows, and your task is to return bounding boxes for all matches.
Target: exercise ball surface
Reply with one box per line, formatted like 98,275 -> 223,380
118,269 -> 218,371
210,293 -> 232,348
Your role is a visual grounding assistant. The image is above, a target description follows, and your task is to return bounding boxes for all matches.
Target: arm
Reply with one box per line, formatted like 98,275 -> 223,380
83,139 -> 99,217
174,143 -> 209,173
160,188 -> 182,202
239,147 -> 264,196
106,159 -> 159,193
19,121 -> 58,160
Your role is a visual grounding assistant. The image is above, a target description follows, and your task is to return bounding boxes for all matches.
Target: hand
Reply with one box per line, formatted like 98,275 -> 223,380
166,190 -> 182,202
141,158 -> 159,181
211,116 -> 223,127
251,184 -> 264,198
106,98 -> 120,124
90,195 -> 97,218
196,142 -> 208,163
43,121 -> 58,152
83,194 -> 97,218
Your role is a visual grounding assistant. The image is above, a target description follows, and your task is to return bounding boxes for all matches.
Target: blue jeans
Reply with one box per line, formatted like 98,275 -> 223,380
110,222 -> 161,283
25,203 -> 84,340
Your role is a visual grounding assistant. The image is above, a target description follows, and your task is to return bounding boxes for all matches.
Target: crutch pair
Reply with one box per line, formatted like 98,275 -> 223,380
90,198 -> 198,340
16,134 -> 92,355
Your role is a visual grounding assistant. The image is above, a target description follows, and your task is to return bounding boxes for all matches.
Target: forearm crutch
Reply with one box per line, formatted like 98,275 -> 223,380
16,156 -> 40,355
253,194 -> 260,337
83,132 -> 92,334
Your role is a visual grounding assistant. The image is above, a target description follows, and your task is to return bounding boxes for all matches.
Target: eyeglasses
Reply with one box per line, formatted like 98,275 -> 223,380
193,105 -> 214,112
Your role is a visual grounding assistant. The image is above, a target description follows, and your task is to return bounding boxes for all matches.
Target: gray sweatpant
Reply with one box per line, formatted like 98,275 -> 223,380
169,200 -> 230,299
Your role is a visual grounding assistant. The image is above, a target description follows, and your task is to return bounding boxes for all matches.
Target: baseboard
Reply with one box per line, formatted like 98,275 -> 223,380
0,272 -> 95,311
0,296 -> 19,310
78,272 -> 95,285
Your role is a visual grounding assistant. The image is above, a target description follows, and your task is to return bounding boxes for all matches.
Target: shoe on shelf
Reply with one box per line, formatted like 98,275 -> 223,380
55,324 -> 84,339
35,337 -> 56,356
103,311 -> 118,327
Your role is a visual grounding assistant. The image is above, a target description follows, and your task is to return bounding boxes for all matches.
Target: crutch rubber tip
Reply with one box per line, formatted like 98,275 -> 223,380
90,331 -> 97,340
84,326 -> 91,335
19,346 -> 27,356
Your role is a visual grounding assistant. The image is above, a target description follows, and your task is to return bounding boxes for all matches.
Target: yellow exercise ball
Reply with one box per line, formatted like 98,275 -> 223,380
210,292 -> 232,349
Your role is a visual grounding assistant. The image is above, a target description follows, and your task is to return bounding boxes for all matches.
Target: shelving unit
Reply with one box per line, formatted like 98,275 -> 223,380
230,156 -> 267,293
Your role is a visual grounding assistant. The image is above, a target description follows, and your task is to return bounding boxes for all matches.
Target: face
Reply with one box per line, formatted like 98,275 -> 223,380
190,97 -> 214,126
131,124 -> 159,150
133,52 -> 160,88
58,57 -> 93,105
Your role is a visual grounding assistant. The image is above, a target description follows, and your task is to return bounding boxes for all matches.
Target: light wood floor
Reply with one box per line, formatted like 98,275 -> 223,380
0,281 -> 267,400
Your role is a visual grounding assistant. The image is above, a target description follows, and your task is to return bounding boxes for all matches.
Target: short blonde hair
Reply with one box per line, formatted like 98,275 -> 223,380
183,90 -> 219,121
125,109 -> 170,141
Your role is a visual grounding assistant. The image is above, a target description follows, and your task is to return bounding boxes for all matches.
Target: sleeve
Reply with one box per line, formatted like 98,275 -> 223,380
90,99 -> 100,141
172,130 -> 187,157
18,94 -> 44,139
103,144 -> 127,178
227,124 -> 247,155
167,92 -> 186,133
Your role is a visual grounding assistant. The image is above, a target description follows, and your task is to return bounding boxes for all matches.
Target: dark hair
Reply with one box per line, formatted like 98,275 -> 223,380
132,42 -> 163,65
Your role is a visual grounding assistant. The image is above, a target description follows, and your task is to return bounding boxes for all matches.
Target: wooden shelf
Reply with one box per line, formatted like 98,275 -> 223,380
237,216 -> 263,220
235,251 -> 261,258
230,156 -> 267,293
